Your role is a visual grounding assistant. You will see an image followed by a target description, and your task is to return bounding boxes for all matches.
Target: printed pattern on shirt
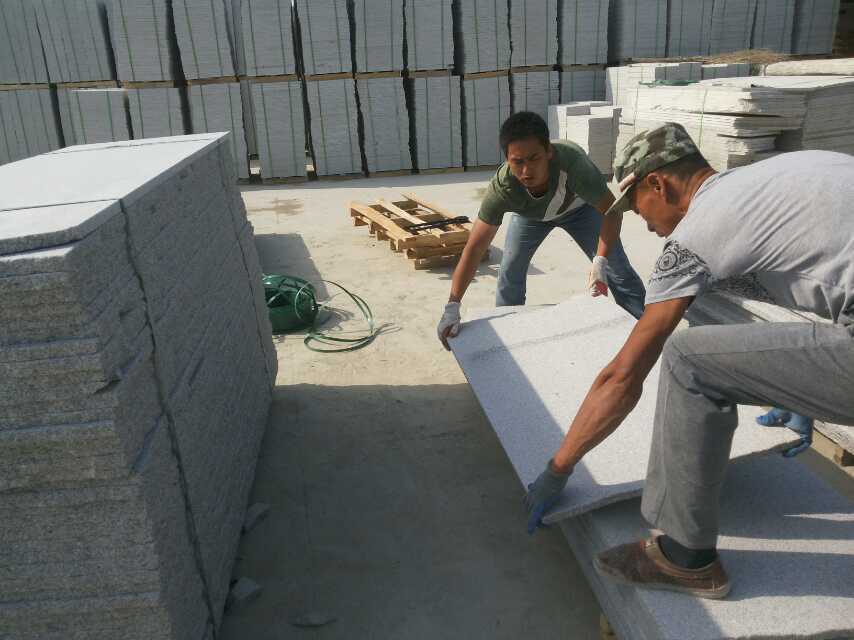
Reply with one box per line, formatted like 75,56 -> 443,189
650,240 -> 710,284
710,273 -> 776,303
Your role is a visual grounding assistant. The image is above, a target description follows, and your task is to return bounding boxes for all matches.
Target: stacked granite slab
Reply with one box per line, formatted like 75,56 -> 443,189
0,88 -> 63,166
108,0 -> 177,81
405,0 -> 454,71
241,78 -> 259,156
173,0 -> 237,80
251,80 -> 307,179
560,68 -> 607,102
411,75 -> 462,170
793,0 -> 841,54
353,0 -> 404,73
666,0 -> 714,56
57,88 -> 131,146
224,0 -> 246,74
189,84 -> 249,179
708,0 -> 757,54
550,103 -> 621,174
463,75 -> 511,167
306,79 -> 361,175
458,0 -> 512,73
558,0 -> 609,65
295,0 -> 351,76
0,133 -> 276,639
510,0 -> 559,68
701,62 -> 751,79
751,0 -> 795,52
128,88 -> 188,140
547,100 -> 610,139
33,0 -> 115,83
606,62 -> 701,111
240,0 -> 297,77
358,77 -> 411,173
511,71 -> 559,121
0,0 -> 49,84
608,0 -> 667,61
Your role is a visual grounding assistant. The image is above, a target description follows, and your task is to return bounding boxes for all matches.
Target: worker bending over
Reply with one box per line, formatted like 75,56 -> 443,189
437,111 -> 646,348
524,123 -> 854,598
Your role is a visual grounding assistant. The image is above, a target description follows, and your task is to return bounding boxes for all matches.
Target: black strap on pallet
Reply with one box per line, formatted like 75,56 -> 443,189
407,216 -> 470,233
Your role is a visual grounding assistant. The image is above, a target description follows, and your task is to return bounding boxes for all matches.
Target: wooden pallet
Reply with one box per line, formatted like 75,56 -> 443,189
418,166 -> 464,175
349,192 -> 475,269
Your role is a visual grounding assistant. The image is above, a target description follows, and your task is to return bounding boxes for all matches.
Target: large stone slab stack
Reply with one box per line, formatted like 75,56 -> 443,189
353,0 -> 404,73
548,100 -> 610,138
0,132 -> 275,639
463,74 -> 511,168
458,1 -> 511,74
558,0 -> 609,65
295,0 -> 352,76
189,83 -> 250,178
560,68 -> 607,102
0,88 -> 63,166
240,0 -> 297,77
33,0 -> 115,83
57,88 -> 131,146
512,70 -> 560,121
701,62 -> 752,79
751,0 -> 796,53
549,103 -> 621,174
173,0 -> 237,80
411,74 -> 462,171
708,0 -> 757,54
606,62 -> 701,111
108,0 -> 178,82
306,79 -> 362,175
251,79 -> 307,179
608,0 -> 667,61
358,77 -> 411,173
405,0 -> 454,72
666,0 -> 714,56
510,0 -> 559,68
0,0 -> 49,84
793,0 -> 841,54
128,88 -> 187,140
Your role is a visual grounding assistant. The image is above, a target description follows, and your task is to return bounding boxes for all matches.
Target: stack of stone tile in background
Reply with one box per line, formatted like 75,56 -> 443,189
509,0 -> 559,67
608,0 -> 667,61
358,77 -> 411,173
458,0 -> 511,73
251,79 -> 307,179
34,0 -> 115,83
548,100 -> 610,138
405,0 -> 454,71
560,68 -> 607,102
558,0 -> 609,65
0,132 -> 275,640
240,0 -> 297,77
128,88 -> 187,139
606,62 -> 701,111
793,0 -> 841,54
549,103 -> 621,174
463,75 -> 511,167
353,0 -> 404,73
108,0 -> 177,82
709,0 -> 757,54
666,0 -> 714,56
752,0 -> 795,53
306,79 -> 361,175
0,88 -> 63,166
295,0 -> 351,76
173,0 -> 237,80
189,84 -> 249,178
701,62 -> 752,79
0,0 -> 49,84
57,88 -> 131,146
411,75 -> 462,170
512,71 -> 560,121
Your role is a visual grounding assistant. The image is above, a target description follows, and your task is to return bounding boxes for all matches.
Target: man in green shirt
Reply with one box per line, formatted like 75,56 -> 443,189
438,112 -> 646,348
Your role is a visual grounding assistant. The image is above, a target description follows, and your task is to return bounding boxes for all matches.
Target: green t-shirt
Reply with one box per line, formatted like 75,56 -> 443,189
477,141 -> 609,226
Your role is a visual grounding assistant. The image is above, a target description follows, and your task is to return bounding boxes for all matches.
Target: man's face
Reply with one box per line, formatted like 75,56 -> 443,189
629,173 -> 683,237
506,137 -> 553,193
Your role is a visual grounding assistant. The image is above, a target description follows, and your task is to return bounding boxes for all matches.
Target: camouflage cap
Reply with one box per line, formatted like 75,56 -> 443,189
604,122 -> 701,216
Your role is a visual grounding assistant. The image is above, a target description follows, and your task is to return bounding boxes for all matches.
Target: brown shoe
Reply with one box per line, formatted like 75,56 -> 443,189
594,535 -> 731,600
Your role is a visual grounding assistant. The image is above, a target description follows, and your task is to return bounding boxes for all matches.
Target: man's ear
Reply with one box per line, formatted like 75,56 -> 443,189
546,143 -> 555,160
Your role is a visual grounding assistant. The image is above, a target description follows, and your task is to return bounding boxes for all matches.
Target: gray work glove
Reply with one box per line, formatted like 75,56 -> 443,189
437,301 -> 461,350
588,255 -> 609,297
524,460 -> 572,534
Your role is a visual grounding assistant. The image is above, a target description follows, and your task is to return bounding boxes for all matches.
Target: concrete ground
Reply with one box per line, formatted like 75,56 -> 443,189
219,171 -> 854,639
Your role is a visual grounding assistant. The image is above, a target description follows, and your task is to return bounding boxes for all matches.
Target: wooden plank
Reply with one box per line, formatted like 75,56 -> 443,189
244,74 -> 299,84
349,203 -> 411,241
406,243 -> 466,259
400,193 -> 472,228
56,80 -> 119,89
122,80 -> 178,89
413,254 -> 460,270
0,83 -> 51,91
408,69 -> 452,78
305,72 -> 353,82
510,64 -> 557,74
186,76 -> 239,86
355,70 -> 402,79
462,69 -> 510,80
376,199 -> 446,239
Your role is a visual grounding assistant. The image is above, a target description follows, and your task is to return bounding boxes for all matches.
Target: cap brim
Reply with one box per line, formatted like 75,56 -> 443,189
604,184 -> 633,216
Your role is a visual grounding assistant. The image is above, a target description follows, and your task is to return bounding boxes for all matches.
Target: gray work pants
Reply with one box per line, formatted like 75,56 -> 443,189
641,320 -> 854,549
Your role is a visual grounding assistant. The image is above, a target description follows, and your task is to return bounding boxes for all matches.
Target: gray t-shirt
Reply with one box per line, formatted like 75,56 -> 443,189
645,150 -> 854,323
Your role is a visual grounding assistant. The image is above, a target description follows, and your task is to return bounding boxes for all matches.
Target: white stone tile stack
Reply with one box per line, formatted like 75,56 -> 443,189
173,0 -> 237,80
793,0 -> 841,54
558,0 -> 609,65
239,0 -> 297,77
510,0 -> 559,68
548,100 -> 610,138
57,88 -> 131,146
411,75 -> 462,170
306,79 -> 362,175
560,68 -> 607,102
33,0 -> 115,83
463,75 -> 511,167
0,88 -> 63,166
458,0 -> 512,73
667,0 -> 714,56
358,77 -> 411,173
512,71 -> 560,121
0,133 -> 275,640
189,83 -> 249,179
608,0 -> 667,61
353,0 -> 404,73
701,63 -> 752,79
128,88 -> 187,140
606,62 -> 701,111
549,102 -> 620,173
295,0 -> 352,76
251,80 -> 307,179
751,0 -> 795,52
0,0 -> 49,84
708,0 -> 757,54
108,0 -> 177,82
405,0 -> 454,71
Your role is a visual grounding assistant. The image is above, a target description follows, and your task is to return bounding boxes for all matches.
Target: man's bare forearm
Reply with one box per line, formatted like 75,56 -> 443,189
449,242 -> 487,302
596,211 -> 623,258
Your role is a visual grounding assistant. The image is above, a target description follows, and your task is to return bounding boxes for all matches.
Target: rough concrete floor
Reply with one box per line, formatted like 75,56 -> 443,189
219,171 -> 853,639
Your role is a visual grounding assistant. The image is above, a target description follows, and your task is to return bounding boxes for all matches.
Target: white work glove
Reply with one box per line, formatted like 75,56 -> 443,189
588,255 -> 609,297
437,301 -> 462,351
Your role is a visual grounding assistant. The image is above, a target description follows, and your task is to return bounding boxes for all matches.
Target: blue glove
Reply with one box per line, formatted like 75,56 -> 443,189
524,460 -> 571,534
756,408 -> 813,458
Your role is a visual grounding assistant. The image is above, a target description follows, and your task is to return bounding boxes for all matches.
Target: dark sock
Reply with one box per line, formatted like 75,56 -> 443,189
658,535 -> 717,569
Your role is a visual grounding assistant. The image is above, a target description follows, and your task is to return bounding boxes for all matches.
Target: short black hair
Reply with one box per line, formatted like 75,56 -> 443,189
657,153 -> 712,181
499,111 -> 550,156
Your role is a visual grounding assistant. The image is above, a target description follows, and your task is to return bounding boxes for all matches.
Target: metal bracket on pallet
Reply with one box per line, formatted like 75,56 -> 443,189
406,216 -> 470,233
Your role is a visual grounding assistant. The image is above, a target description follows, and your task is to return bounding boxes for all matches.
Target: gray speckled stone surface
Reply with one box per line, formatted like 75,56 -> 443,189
412,75 -> 462,170
358,77 -> 411,173
251,80 -> 307,179
306,79 -> 361,176
463,75 -> 511,167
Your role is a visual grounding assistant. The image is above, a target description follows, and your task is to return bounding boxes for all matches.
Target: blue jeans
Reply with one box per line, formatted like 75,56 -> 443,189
495,205 -> 646,319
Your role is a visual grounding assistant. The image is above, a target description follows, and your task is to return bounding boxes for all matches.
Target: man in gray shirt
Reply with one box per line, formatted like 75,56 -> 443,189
523,122 -> 854,598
